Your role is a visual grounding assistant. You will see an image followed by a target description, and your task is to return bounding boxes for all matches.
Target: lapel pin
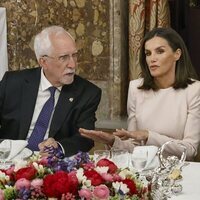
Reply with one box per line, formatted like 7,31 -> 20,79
69,98 -> 74,102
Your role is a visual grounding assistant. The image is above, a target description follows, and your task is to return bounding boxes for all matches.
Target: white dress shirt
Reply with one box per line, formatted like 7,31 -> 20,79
26,69 -> 61,140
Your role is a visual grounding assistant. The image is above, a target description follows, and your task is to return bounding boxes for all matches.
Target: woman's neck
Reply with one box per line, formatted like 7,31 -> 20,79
154,76 -> 175,89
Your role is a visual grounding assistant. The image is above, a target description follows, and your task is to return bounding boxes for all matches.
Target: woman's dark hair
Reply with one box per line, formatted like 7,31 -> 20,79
138,27 -> 198,90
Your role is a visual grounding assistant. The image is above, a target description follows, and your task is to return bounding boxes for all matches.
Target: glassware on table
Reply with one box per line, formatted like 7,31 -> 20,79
150,140 -> 186,199
93,150 -> 110,164
131,146 -> 148,172
157,140 -> 187,171
111,149 -> 130,168
0,139 -> 12,169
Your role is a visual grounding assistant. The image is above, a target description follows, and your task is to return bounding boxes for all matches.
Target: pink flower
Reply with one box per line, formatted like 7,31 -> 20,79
4,165 -> 15,175
0,189 -> 4,200
78,188 -> 92,200
31,178 -> 43,188
15,178 -> 31,190
83,162 -> 95,170
39,157 -> 49,166
93,184 -> 110,200
113,174 -> 122,181
101,173 -> 113,182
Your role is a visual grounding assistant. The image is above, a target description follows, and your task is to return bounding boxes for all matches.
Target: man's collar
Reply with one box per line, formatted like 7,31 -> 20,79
40,68 -> 62,91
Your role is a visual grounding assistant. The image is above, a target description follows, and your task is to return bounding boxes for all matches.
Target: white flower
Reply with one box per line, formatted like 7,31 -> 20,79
0,171 -> 9,182
13,159 -> 28,171
5,185 -> 13,189
76,168 -> 85,183
82,179 -> 91,188
112,181 -> 130,195
95,166 -> 109,174
119,168 -> 135,179
32,162 -> 45,174
76,168 -> 91,187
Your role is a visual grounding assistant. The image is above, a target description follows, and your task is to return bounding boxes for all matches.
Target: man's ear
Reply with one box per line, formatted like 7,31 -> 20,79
38,57 -> 48,69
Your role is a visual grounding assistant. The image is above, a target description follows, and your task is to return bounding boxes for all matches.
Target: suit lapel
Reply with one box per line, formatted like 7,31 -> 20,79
19,68 -> 41,139
49,79 -> 78,137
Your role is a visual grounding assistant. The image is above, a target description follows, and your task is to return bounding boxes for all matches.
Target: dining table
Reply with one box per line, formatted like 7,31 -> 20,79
171,161 -> 200,200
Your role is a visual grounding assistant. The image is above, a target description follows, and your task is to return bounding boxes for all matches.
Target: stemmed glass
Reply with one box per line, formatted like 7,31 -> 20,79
131,147 -> 148,172
0,139 -> 12,169
93,150 -> 110,164
111,148 -> 130,169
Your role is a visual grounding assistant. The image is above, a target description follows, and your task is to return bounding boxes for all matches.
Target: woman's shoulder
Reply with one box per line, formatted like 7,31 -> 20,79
188,80 -> 200,90
186,80 -> 200,100
129,78 -> 144,89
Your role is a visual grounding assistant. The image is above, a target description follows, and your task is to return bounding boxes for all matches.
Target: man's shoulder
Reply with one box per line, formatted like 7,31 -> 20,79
1,68 -> 40,85
74,75 -> 101,92
4,67 -> 40,78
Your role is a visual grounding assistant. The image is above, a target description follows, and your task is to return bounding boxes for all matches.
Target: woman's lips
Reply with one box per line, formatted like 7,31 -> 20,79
149,65 -> 159,70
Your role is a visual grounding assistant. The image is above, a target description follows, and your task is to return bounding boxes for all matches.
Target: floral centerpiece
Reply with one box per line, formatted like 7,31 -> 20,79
0,148 -> 151,200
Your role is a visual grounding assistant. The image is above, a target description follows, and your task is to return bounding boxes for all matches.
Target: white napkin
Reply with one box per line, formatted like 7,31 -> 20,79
6,140 -> 28,160
132,145 -> 159,170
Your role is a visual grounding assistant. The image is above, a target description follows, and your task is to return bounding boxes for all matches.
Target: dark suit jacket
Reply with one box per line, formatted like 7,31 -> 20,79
0,67 -> 101,156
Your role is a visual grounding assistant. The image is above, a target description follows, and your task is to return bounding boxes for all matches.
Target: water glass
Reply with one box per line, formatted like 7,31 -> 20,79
111,149 -> 130,168
93,150 -> 110,164
131,147 -> 148,172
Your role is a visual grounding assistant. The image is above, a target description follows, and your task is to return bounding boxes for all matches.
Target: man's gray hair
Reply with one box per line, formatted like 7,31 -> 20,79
34,26 -> 74,61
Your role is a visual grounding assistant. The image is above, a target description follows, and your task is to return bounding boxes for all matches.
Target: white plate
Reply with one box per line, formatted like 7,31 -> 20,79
14,148 -> 33,160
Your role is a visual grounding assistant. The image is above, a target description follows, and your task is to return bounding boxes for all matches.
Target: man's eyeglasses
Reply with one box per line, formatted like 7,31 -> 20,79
42,52 -> 79,63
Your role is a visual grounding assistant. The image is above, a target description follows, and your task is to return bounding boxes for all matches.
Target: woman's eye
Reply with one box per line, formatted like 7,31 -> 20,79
157,49 -> 164,54
145,52 -> 151,56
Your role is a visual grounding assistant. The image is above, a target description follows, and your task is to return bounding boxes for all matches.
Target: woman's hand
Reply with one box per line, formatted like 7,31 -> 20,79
113,128 -> 149,145
79,128 -> 115,146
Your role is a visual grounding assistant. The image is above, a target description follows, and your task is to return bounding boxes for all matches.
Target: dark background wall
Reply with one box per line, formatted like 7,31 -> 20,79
169,0 -> 200,78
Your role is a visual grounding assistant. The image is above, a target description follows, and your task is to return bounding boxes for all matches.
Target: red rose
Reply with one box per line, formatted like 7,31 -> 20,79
68,171 -> 79,194
96,158 -> 118,174
43,171 -> 70,198
122,178 -> 138,195
15,165 -> 37,180
84,169 -> 104,186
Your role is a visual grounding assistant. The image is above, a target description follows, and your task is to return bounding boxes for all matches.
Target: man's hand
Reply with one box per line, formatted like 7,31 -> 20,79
38,137 -> 58,157
79,128 -> 115,146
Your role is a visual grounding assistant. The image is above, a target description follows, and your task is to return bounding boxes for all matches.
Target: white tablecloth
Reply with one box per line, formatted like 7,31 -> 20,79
171,162 -> 200,199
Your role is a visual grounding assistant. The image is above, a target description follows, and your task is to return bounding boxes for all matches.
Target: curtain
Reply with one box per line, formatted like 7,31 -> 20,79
129,0 -> 170,80
0,7 -> 8,80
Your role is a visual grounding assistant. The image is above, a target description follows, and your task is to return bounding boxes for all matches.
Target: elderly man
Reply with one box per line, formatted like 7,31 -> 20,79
0,26 -> 101,157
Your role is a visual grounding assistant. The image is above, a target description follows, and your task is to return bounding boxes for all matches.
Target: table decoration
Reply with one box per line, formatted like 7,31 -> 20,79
0,142 -> 186,200
0,147 -> 151,200
150,141 -> 186,199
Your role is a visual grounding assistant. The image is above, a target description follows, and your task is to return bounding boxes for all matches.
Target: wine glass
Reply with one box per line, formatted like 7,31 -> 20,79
0,139 -> 12,169
93,150 -> 110,164
131,147 -> 148,172
111,149 -> 130,168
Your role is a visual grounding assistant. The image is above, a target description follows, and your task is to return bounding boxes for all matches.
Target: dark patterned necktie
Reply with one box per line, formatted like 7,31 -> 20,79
27,87 -> 56,151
